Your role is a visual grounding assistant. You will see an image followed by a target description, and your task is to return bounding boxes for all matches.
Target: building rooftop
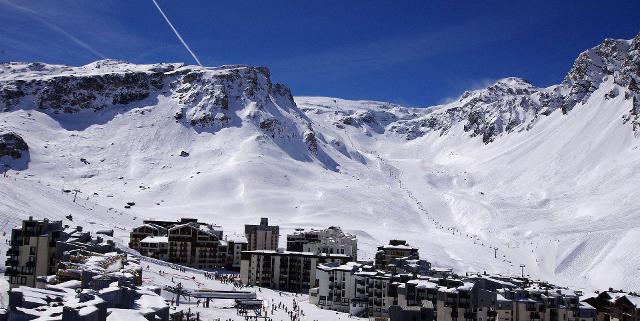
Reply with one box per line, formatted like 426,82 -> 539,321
243,249 -> 350,258
226,234 -> 248,243
140,236 -> 168,244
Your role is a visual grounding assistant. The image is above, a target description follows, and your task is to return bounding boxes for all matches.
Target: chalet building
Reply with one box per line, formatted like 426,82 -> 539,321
609,294 -> 640,321
239,249 -> 349,293
286,226 -> 358,260
138,236 -> 169,260
128,223 -> 167,251
167,222 -> 227,269
245,218 -> 279,251
141,218 -> 199,229
584,291 -> 640,321
375,239 -> 419,270
5,217 -> 64,288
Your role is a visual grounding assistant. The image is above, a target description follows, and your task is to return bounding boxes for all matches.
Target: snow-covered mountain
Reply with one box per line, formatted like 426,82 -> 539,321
1,33 -> 639,292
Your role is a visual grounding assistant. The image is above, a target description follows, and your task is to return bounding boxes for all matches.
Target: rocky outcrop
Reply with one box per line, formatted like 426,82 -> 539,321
0,60 -> 170,113
0,60 -> 338,168
0,132 -> 28,159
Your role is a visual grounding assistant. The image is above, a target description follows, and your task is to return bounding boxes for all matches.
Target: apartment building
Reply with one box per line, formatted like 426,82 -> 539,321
245,218 -> 279,251
387,257 -> 432,275
141,218 -> 199,229
225,234 -> 248,270
240,249 -> 349,293
312,261 -> 402,318
311,263 -> 599,321
128,223 -> 167,251
138,236 -> 169,260
375,239 -> 419,270
286,226 -> 358,260
313,262 -> 363,314
434,280 -> 475,321
5,217 -> 64,288
167,222 -> 227,268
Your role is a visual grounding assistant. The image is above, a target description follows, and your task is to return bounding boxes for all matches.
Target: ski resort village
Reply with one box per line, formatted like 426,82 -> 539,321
1,1 -> 640,320
0,215 -> 638,321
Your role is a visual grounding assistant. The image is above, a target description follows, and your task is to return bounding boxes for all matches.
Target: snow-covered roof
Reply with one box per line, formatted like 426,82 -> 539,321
318,261 -> 361,272
169,222 -> 221,238
140,236 -> 168,244
379,244 -> 417,250
107,310 -> 149,321
227,234 -> 248,243
407,279 -> 438,289
243,250 -> 348,258
620,294 -> 640,308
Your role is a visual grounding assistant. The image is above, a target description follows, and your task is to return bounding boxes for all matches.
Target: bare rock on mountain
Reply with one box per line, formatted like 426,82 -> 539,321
0,132 -> 28,159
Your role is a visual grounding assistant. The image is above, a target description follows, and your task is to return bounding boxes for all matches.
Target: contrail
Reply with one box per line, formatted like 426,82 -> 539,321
150,0 -> 202,66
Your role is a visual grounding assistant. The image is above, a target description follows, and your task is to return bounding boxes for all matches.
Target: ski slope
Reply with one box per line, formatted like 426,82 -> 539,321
1,34 -> 640,294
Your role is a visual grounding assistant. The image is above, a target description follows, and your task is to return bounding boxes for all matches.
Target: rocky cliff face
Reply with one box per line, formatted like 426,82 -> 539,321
305,33 -> 640,143
0,60 -> 325,161
1,33 -> 638,149
0,60 -> 168,113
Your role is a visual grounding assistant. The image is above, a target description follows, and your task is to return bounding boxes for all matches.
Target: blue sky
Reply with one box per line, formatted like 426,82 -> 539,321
1,1 -> 639,106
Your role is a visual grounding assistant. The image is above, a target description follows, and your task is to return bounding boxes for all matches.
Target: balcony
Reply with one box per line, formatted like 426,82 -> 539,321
6,248 -> 18,256
5,259 -> 18,267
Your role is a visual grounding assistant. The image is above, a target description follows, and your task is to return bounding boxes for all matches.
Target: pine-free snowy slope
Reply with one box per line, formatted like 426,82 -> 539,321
1,34 -> 639,292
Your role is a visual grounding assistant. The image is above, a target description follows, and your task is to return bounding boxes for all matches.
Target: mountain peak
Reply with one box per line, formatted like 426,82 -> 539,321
459,77 -> 537,103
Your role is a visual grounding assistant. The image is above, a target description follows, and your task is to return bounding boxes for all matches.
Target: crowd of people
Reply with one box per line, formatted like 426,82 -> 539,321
203,271 -> 245,290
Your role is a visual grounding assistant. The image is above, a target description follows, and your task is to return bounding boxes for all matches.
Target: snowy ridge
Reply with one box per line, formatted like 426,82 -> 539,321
0,34 -> 639,293
303,34 -> 640,142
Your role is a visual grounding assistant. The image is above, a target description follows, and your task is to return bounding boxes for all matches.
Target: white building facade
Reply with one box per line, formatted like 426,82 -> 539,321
288,226 -> 358,260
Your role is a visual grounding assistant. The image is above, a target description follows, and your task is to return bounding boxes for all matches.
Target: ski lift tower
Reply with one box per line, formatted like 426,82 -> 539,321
164,283 -> 191,306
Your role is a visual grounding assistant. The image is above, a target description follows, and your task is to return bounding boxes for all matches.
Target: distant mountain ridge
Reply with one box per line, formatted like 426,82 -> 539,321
0,33 -> 639,292
306,33 -> 639,143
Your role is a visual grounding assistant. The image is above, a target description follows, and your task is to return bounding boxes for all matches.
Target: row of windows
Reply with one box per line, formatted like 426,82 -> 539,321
10,276 -> 27,285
